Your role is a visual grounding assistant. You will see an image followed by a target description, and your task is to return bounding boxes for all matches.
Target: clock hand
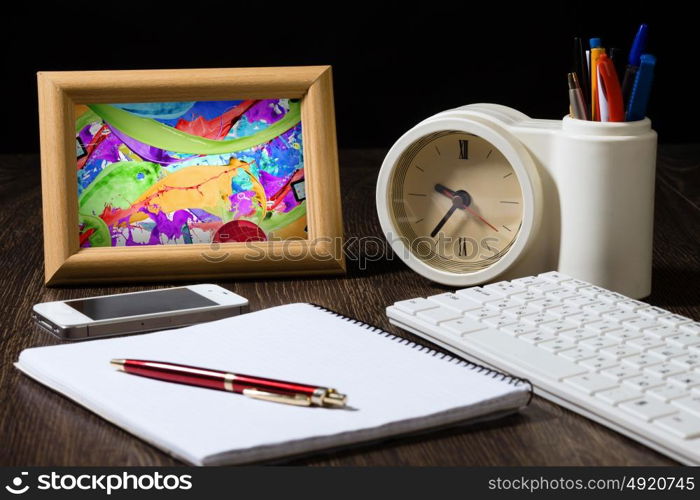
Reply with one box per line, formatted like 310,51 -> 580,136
435,183 -> 456,198
434,184 -> 498,232
430,194 -> 466,238
464,205 -> 499,233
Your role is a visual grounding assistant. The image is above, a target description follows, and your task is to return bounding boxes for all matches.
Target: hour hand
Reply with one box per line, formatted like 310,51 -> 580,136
435,184 -> 456,199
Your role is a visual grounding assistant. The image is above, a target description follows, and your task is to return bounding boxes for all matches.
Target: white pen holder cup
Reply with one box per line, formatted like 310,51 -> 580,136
552,117 -> 657,298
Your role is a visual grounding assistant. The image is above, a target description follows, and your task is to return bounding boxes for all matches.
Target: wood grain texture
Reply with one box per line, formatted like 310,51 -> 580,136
37,67 -> 344,285
0,146 -> 698,466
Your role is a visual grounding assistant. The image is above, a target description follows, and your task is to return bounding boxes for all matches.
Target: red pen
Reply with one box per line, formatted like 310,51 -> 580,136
110,359 -> 347,408
597,54 -> 625,122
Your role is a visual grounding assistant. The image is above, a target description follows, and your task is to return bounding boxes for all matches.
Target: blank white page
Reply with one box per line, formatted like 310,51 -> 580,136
16,303 -> 530,465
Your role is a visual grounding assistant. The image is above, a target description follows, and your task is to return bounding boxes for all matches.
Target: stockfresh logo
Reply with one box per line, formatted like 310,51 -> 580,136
5,472 -> 29,495
3,471 -> 193,496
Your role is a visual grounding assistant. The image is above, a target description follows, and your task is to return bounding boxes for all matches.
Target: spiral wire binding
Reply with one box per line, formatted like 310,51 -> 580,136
310,303 -> 533,405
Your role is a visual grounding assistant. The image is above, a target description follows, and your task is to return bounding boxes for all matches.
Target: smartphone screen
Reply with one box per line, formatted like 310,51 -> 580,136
67,288 -> 217,320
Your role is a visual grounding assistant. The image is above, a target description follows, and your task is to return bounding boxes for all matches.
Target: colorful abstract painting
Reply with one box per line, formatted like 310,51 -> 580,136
76,99 -> 306,247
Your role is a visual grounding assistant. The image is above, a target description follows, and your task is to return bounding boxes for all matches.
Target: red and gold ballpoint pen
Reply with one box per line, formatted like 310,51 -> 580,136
110,359 -> 347,408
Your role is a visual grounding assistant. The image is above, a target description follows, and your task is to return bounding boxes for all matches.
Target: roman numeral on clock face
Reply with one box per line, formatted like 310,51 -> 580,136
458,139 -> 469,160
458,237 -> 468,257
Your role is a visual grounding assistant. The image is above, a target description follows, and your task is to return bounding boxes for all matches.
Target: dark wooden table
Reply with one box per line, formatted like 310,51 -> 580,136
1,146 -> 698,466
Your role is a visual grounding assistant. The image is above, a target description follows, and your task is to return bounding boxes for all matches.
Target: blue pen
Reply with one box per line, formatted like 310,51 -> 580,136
622,24 -> 649,105
626,54 -> 656,121
628,24 -> 649,67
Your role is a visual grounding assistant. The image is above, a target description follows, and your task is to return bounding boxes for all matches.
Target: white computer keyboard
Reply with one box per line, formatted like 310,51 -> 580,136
386,272 -> 700,465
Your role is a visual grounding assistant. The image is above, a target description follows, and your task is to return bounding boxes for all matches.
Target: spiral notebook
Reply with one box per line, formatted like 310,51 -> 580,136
15,303 -> 531,465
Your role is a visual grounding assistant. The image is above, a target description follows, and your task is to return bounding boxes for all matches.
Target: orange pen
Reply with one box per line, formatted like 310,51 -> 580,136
589,38 -> 605,121
597,54 -> 625,122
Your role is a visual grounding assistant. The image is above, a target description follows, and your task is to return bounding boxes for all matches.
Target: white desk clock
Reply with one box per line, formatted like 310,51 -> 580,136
376,104 -> 657,299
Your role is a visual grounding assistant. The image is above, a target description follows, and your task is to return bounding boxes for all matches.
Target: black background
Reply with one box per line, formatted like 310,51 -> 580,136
2,3 -> 694,153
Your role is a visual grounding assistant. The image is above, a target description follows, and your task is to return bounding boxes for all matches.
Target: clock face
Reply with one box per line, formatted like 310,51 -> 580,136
389,131 -> 523,274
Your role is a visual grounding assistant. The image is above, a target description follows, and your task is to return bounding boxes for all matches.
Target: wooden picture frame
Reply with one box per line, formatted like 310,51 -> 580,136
38,66 -> 345,285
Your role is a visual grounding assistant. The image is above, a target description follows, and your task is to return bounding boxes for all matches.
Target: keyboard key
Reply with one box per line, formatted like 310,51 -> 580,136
394,298 -> 438,315
500,324 -> 537,336
481,281 -> 525,297
416,307 -> 461,325
647,384 -> 689,402
667,332 -> 700,348
596,291 -> 628,304
502,306 -> 540,319
623,317 -> 660,331
644,325 -> 678,339
617,299 -> 648,312
605,328 -> 644,342
598,345 -> 641,359
519,331 -> 556,344
455,287 -> 501,304
538,271 -> 572,283
647,345 -> 687,361
638,306 -> 670,320
484,299 -> 522,312
600,364 -> 640,381
672,396 -> 700,417
600,310 -> 639,323
584,321 -> 623,335
559,328 -> 597,342
670,353 -> 700,371
679,323 -> 700,335
528,283 -> 563,295
509,291 -> 540,304
623,374 -> 665,391
580,286 -> 608,298
521,313 -> 557,327
527,298 -> 559,311
559,346 -> 598,362
511,276 -> 546,287
643,362 -> 686,379
464,308 -> 501,322
564,373 -> 617,394
566,312 -> 604,326
441,317 -> 487,336
544,289 -> 578,301
620,398 -> 677,421
460,329 -> 587,381
560,279 -> 592,291
596,386 -> 644,405
427,293 -> 481,313
538,338 -> 577,354
581,302 -> 618,316
547,304 -> 581,319
579,356 -> 619,371
667,373 -> 700,390
560,296 -> 596,312
540,321 -> 577,335
481,315 -> 518,329
658,314 -> 693,328
580,336 -> 619,352
654,412 -> 700,439
626,335 -> 665,352
622,354 -> 663,370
